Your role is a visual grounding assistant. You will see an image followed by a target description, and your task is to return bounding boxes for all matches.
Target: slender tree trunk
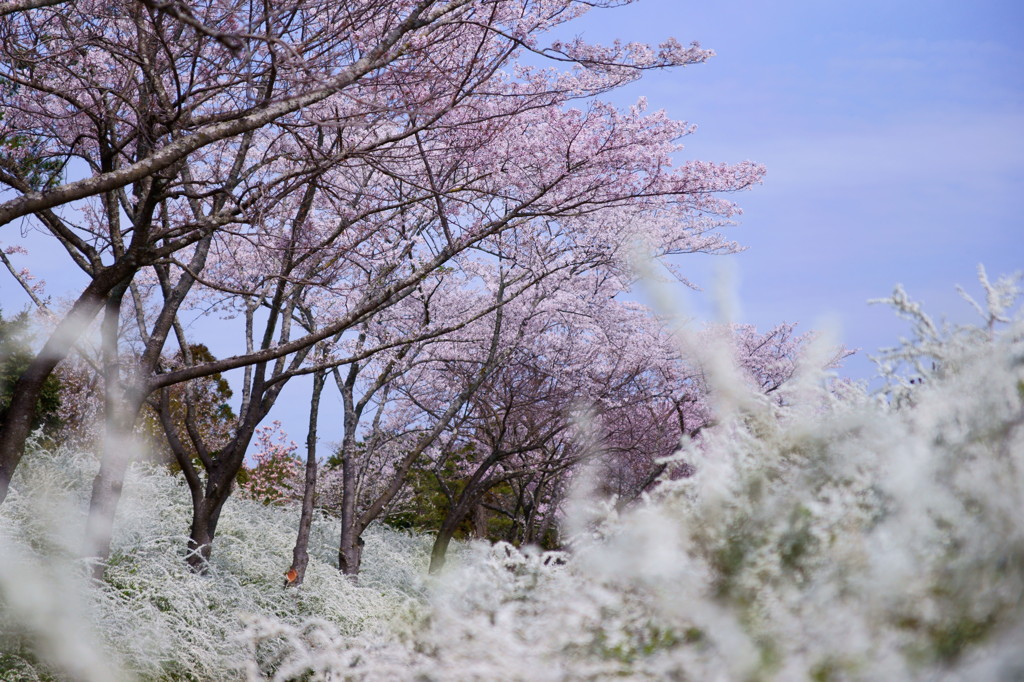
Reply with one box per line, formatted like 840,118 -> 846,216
184,409 -> 267,571
471,502 -> 488,539
177,358 -> 307,569
156,383 -> 237,573
84,283 -> 134,578
337,477 -> 366,575
338,371 -> 362,576
523,478 -> 546,545
84,390 -> 147,578
430,484 -> 494,574
337,473 -> 361,575
286,368 -> 326,587
532,476 -> 560,549
429,449 -> 519,573
429,511 -> 465,574
506,480 -> 530,545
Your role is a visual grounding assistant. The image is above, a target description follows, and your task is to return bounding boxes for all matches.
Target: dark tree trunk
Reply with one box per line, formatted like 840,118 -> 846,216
286,368 -> 326,587
0,355 -> 67,499
471,502 -> 488,539
337,364 -> 362,576
185,414 -> 267,571
429,511 -> 465,574
523,477 -> 548,545
429,445 -> 509,574
156,385 -> 230,573
337,444 -> 362,569
533,497 -> 558,549
338,458 -> 361,575
339,535 -> 364,576
187,496 -> 224,571
505,479 -> 531,545
429,480 -> 494,574
157,379 -> 266,573
160,328 -> 309,571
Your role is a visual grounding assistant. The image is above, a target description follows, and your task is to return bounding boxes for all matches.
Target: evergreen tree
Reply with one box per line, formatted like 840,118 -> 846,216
0,309 -> 61,437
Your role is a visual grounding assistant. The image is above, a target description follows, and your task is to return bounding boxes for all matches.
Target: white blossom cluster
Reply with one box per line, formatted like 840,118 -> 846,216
1,270 -> 1021,681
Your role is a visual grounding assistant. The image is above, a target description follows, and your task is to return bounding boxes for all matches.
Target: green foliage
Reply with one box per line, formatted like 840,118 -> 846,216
379,444 -> 516,544
709,521 -> 755,600
927,615 -> 996,663
0,309 -> 61,436
0,136 -> 63,192
0,651 -> 58,682
382,445 -> 477,534
591,621 -> 684,665
809,656 -> 860,682
143,343 -> 236,471
180,344 -> 235,424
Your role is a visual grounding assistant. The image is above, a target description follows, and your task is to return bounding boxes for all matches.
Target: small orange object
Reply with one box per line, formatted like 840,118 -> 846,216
284,568 -> 298,583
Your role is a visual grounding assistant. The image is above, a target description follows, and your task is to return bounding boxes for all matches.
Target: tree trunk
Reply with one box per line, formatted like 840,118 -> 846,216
337,453 -> 363,575
84,391 -> 147,578
187,496 -> 223,571
429,487 -> 490,574
534,507 -> 557,549
471,502 -> 488,539
337,363 -> 363,576
157,383 -> 249,574
286,368 -> 326,587
522,478 -> 546,545
84,283 -> 135,579
338,534 -> 364,576
429,513 -> 463,574
174,352 -> 307,569
183,415 -> 268,571
0,356 -> 64,500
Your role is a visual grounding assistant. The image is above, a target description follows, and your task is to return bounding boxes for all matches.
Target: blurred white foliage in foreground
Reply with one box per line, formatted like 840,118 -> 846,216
1,268 -> 1022,681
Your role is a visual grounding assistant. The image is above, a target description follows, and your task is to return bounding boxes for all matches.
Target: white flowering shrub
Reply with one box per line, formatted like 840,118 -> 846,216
1,269 -> 1022,681
0,443 -> 434,681
234,270 -> 1023,681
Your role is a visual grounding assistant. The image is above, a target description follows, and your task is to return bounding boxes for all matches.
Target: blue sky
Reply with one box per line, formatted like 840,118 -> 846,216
568,0 -> 1023,383
3,0 -> 1022,451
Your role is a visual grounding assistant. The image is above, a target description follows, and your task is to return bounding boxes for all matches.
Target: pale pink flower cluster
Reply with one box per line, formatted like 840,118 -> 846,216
239,421 -> 303,505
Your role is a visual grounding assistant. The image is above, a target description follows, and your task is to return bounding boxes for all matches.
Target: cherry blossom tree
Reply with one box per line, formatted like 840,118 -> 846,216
404,294 -> 851,571
152,88 -> 758,571
595,322 -> 835,505
416,278 -> 667,571
1,0 -> 766,575
0,0 -> 580,495
326,268 -> 520,575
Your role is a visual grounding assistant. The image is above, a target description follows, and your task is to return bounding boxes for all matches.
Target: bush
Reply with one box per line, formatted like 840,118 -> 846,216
0,309 -> 62,438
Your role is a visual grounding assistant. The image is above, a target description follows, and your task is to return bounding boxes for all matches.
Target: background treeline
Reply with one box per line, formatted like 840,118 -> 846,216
1,293 -> 835,579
